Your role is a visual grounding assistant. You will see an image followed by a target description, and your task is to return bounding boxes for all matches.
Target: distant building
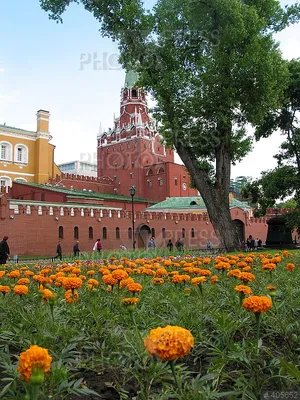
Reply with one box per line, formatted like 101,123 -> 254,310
0,110 -> 60,191
230,176 -> 250,196
58,160 -> 97,177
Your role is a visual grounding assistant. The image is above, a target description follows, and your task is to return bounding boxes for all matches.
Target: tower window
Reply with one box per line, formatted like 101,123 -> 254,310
130,172 -> 134,179
132,89 -> 137,98
162,228 -> 166,238
182,228 -> 185,239
147,180 -> 152,188
74,226 -> 79,239
58,226 -> 64,240
116,227 -> 120,239
158,178 -> 163,186
128,227 -> 132,239
191,228 -> 195,238
89,226 -> 93,240
174,178 -> 178,186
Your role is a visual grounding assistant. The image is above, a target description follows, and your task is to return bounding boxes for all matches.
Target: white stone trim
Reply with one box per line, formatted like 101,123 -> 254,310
0,130 -> 36,141
0,170 -> 34,176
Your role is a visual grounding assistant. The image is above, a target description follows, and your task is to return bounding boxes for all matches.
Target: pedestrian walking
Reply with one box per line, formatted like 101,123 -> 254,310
54,240 -> 62,261
167,239 -> 173,251
73,241 -> 80,257
0,236 -> 10,265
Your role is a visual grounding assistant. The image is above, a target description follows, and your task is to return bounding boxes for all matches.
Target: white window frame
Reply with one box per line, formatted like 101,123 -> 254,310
14,144 -> 28,164
0,142 -> 12,162
0,175 -> 12,192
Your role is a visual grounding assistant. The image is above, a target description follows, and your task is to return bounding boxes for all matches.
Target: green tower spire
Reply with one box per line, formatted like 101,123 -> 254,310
124,70 -> 139,88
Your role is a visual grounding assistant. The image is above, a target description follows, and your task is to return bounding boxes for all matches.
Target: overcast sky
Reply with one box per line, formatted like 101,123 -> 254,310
0,0 -> 299,179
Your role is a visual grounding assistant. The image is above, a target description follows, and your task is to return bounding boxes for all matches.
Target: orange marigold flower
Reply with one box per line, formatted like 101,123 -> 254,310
17,278 -> 30,285
172,274 -> 182,284
239,272 -> 255,283
262,263 -> 276,271
214,262 -> 231,270
0,271 -> 6,279
234,285 -> 252,295
164,260 -> 172,267
72,268 -> 81,275
144,325 -> 194,361
0,285 -> 10,294
237,261 -> 248,268
8,270 -> 21,279
227,269 -> 241,278
242,295 -> 272,313
40,268 -> 51,276
64,289 -> 79,304
155,268 -> 168,277
267,285 -> 276,291
286,263 -> 295,272
122,297 -> 140,305
17,345 -> 52,382
179,275 -> 191,283
152,278 -> 164,285
14,285 -> 29,296
191,277 -> 206,286
210,275 -> 218,285
42,289 -> 56,303
119,277 -> 134,289
112,269 -> 129,281
62,277 -> 83,290
87,270 -> 95,275
197,269 -> 211,277
203,258 -> 211,264
127,282 -> 143,293
102,274 -> 118,286
87,279 -> 99,288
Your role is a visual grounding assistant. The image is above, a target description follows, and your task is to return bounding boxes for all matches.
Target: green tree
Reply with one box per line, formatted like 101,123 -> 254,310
242,59 -> 300,229
40,0 -> 300,250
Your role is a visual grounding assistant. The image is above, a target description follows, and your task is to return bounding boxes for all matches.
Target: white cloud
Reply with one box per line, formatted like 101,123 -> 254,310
0,68 -> 4,73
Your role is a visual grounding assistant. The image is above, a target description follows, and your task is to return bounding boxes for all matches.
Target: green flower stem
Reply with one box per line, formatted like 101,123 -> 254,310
49,303 -> 54,323
239,292 -> 245,307
255,312 -> 261,354
129,309 -> 144,344
168,360 -> 182,395
30,384 -> 41,400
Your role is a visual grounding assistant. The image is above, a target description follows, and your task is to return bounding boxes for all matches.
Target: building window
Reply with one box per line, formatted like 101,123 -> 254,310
0,176 -> 11,191
128,227 -> 132,239
147,180 -> 152,188
157,167 -> 164,174
158,178 -> 163,186
116,227 -> 120,239
70,208 -> 74,217
132,89 -> 137,98
162,228 -> 166,239
59,226 -> 64,239
174,178 -> 178,186
14,144 -> 28,164
151,228 -> 155,238
49,207 -> 53,216
130,172 -> 134,179
60,207 -> 64,216
191,228 -> 195,238
147,169 -> 153,176
182,228 -> 185,239
0,142 -> 12,161
103,227 -> 107,239
74,226 -> 79,240
38,206 -> 42,215
89,226 -> 93,240
26,205 -> 31,215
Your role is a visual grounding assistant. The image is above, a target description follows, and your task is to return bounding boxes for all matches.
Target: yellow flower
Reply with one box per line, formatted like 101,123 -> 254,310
243,295 -> 272,313
17,345 -> 52,382
144,325 -> 194,361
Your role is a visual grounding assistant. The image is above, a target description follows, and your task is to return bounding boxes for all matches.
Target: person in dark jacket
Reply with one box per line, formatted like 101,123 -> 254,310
167,240 -> 173,251
73,241 -> 80,257
0,236 -> 10,264
54,241 -> 62,261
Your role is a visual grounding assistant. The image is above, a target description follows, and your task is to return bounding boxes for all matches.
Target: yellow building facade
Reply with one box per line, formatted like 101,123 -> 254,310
0,110 -> 60,190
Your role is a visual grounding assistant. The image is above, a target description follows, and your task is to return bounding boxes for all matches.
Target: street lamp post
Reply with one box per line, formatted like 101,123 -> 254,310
129,186 -> 136,250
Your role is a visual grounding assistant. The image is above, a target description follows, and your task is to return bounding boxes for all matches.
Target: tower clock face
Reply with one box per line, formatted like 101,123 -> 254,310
182,183 -> 187,191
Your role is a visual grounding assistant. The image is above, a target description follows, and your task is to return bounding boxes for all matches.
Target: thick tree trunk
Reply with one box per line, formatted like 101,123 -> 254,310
176,141 -> 241,251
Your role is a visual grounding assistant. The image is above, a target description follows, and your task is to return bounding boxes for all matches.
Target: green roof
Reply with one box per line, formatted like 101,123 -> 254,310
15,181 -> 153,203
0,124 -> 36,134
124,70 -> 139,88
147,196 -> 251,210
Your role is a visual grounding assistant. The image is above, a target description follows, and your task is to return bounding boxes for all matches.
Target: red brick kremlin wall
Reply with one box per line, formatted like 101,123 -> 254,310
0,198 -> 269,256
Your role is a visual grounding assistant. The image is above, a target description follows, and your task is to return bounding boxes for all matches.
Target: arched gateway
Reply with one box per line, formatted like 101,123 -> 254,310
136,224 -> 151,249
233,219 -> 245,243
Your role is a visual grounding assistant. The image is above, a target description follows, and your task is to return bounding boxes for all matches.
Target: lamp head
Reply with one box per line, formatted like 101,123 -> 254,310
129,186 -> 136,197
